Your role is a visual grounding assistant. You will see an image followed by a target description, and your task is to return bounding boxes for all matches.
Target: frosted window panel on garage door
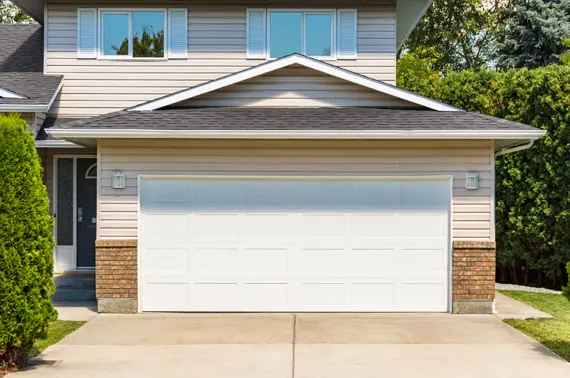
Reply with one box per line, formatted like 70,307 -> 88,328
140,179 -> 190,212
401,180 -> 450,208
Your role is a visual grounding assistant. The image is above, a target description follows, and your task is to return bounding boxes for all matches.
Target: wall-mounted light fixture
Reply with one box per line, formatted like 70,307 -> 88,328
466,173 -> 479,190
112,172 -> 126,189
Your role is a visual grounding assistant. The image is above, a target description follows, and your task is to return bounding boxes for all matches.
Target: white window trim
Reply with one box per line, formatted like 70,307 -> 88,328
98,8 -> 168,60
266,9 -> 337,61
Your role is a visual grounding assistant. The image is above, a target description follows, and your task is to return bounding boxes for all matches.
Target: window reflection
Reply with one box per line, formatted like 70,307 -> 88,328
102,13 -> 129,56
270,12 -> 302,58
305,14 -> 332,57
132,11 -> 165,58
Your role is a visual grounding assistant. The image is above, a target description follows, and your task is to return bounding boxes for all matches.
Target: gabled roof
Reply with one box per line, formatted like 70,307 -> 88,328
0,73 -> 63,111
0,24 -> 63,112
129,54 -> 460,112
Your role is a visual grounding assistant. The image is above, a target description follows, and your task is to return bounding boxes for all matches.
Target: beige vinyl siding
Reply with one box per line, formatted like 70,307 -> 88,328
46,1 -> 397,117
98,139 -> 495,241
180,65 -> 414,107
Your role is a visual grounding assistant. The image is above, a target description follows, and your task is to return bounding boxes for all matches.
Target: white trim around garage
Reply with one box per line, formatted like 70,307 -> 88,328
127,54 -> 461,112
136,174 -> 454,313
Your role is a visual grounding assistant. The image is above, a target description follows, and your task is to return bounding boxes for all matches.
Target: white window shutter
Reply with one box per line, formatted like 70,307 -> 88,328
168,9 -> 188,59
77,8 -> 97,58
246,9 -> 266,59
337,10 -> 357,59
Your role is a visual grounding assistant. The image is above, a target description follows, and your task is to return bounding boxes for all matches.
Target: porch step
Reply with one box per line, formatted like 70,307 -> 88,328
52,273 -> 96,302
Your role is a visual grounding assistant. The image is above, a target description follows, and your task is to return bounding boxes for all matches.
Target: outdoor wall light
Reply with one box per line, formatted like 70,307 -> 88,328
465,173 -> 479,190
112,172 -> 126,189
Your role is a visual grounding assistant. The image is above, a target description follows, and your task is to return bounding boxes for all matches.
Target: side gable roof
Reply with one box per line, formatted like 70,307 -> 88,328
129,54 -> 460,112
0,24 -> 63,112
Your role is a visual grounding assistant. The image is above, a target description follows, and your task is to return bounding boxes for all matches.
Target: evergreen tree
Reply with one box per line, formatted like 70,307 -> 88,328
497,0 -> 570,69
0,114 -> 57,370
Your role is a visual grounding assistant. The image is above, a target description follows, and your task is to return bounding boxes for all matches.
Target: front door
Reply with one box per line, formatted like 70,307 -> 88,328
76,159 -> 97,268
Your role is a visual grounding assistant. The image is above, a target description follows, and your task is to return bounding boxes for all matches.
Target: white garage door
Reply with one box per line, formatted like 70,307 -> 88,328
139,177 -> 451,313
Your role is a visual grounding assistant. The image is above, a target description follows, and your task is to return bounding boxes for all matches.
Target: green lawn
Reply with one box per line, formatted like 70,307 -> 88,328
28,320 -> 85,358
500,290 -> 570,362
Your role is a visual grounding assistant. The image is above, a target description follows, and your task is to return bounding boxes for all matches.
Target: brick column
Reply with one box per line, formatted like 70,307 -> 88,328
95,240 -> 138,313
452,241 -> 496,314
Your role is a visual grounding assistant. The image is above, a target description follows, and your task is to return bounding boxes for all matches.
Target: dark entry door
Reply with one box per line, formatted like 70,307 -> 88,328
76,158 -> 97,268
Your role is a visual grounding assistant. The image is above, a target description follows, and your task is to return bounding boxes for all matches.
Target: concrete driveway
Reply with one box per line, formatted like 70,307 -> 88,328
17,313 -> 570,378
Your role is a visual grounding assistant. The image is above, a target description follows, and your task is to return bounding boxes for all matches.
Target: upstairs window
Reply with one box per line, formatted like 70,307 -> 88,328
247,9 -> 357,60
77,8 -> 188,59
269,11 -> 333,59
101,10 -> 165,58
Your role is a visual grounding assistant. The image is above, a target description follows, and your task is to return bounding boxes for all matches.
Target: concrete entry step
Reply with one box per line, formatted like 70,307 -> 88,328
52,272 -> 96,302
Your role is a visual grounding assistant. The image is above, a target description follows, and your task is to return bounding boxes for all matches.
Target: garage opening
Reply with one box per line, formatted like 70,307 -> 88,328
139,177 -> 451,313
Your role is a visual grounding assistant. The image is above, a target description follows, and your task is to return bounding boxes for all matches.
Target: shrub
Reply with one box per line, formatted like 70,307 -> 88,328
398,61 -> 570,288
0,114 -> 57,370
562,262 -> 570,301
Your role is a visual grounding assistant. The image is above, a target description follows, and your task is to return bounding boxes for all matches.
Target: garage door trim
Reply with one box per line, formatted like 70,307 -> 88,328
136,174 -> 454,313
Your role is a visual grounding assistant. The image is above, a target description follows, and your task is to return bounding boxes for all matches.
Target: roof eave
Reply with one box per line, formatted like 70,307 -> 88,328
0,104 -> 49,112
46,128 -> 547,141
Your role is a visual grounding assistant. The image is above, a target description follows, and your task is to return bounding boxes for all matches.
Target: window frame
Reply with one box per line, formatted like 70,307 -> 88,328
98,8 -> 168,60
266,9 -> 337,61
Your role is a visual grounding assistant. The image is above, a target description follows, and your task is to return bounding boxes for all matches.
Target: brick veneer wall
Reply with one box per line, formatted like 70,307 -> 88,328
95,240 -> 138,313
452,241 -> 496,313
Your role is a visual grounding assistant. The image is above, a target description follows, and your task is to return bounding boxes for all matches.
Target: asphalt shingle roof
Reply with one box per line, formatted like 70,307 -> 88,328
0,24 -> 63,107
51,107 -> 540,132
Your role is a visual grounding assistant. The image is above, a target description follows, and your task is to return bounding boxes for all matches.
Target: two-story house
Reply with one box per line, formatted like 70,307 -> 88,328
2,0 -> 544,314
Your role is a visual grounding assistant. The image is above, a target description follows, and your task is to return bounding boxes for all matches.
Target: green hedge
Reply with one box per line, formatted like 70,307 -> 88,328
562,262 -> 570,301
399,61 -> 570,288
0,114 -> 57,370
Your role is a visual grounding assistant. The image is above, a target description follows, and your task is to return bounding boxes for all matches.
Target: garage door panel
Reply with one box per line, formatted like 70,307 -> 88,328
298,214 -> 345,238
241,248 -> 289,272
398,214 -> 447,238
193,248 -> 239,272
192,283 -> 239,310
397,249 -> 446,271
142,247 -> 189,276
190,214 -> 239,238
241,214 -> 291,238
143,283 -> 189,312
347,214 -> 397,238
141,214 -> 188,241
345,249 -> 395,271
397,282 -> 447,310
139,177 -> 451,313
